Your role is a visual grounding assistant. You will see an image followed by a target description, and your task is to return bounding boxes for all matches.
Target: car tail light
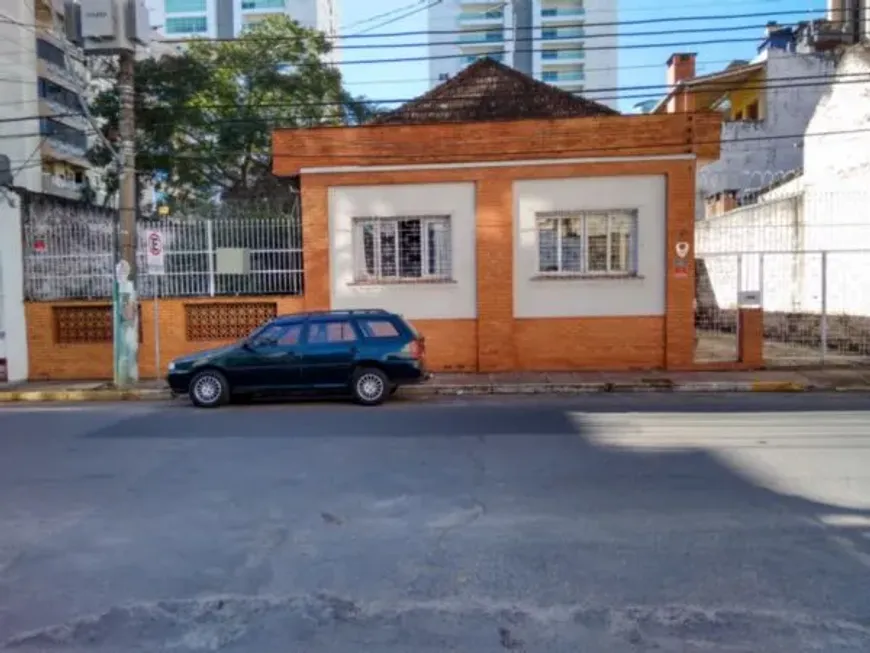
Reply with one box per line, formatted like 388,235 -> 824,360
404,338 -> 425,360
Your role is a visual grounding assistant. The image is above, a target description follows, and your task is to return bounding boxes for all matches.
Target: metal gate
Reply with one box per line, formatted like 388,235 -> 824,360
695,249 -> 870,367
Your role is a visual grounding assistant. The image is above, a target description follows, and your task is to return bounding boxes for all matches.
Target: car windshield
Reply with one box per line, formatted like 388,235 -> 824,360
244,323 -> 277,346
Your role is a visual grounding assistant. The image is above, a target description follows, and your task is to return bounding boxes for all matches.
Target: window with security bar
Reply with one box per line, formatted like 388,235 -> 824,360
536,210 -> 638,276
353,216 -> 452,282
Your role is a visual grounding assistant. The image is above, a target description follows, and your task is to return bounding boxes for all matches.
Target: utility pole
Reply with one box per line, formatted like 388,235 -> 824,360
67,0 -> 150,387
114,49 -> 139,386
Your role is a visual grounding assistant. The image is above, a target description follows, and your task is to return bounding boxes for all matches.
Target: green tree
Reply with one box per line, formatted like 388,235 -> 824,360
88,16 -> 380,208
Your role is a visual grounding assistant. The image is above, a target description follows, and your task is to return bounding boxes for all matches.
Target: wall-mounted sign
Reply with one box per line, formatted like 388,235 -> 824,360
738,290 -> 762,306
675,241 -> 690,259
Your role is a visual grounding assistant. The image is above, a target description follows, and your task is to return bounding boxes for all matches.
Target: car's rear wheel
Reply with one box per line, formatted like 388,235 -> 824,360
352,367 -> 389,406
189,369 -> 230,408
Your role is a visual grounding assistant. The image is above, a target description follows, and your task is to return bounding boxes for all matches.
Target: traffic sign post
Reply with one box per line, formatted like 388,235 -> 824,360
146,230 -> 165,275
146,230 -> 164,377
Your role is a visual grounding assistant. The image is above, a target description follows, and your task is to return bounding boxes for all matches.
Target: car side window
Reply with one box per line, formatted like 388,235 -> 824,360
248,324 -> 287,348
277,324 -> 302,346
249,324 -> 301,348
358,319 -> 400,338
308,321 -> 357,344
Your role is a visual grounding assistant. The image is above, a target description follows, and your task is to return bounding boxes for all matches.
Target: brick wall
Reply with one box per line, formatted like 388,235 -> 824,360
26,296 -> 306,380
298,158 -> 698,372
273,113 -> 722,174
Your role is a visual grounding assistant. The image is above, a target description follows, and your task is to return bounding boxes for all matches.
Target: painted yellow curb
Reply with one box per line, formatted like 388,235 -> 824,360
750,381 -> 808,392
0,389 -> 169,403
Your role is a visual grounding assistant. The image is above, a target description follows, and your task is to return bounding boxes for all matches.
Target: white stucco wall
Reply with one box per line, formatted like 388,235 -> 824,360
0,0 -> 37,382
328,183 -> 477,319
802,44 -> 870,191
698,49 -> 837,202
513,175 -> 667,318
696,187 -> 870,317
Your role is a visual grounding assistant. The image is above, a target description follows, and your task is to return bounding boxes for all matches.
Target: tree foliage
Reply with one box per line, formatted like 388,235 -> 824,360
88,16 -> 381,207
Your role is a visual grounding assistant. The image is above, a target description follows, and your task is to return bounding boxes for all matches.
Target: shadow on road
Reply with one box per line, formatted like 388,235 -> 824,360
3,397 -> 870,651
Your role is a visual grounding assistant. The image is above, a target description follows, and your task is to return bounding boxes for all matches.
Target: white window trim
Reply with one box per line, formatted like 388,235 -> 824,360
352,215 -> 452,283
535,209 -> 639,277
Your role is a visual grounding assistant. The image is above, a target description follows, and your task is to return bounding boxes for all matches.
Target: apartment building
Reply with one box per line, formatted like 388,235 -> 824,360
0,0 -> 92,203
428,0 -> 618,109
147,0 -> 338,44
1,0 -> 95,381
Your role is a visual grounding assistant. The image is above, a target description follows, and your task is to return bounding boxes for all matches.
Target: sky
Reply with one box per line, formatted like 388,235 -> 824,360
337,0 -> 828,113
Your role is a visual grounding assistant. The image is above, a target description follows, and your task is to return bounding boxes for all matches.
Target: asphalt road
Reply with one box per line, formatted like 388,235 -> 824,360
1,393 -> 869,652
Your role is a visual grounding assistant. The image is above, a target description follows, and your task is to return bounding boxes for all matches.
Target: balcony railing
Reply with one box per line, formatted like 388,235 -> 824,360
458,10 -> 503,21
44,137 -> 88,161
542,28 -> 585,40
541,8 -> 585,18
542,71 -> 584,82
38,58 -> 86,90
42,173 -> 84,200
541,48 -> 584,60
241,0 -> 284,9
464,52 -> 504,64
458,31 -> 504,43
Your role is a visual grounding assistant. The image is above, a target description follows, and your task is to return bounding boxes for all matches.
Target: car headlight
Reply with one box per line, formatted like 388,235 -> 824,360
168,361 -> 176,372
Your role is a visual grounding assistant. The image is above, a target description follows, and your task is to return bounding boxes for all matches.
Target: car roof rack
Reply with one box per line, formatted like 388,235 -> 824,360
275,308 -> 391,321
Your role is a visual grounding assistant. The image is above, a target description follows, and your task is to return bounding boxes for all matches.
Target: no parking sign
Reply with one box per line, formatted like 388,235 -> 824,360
146,230 -> 165,275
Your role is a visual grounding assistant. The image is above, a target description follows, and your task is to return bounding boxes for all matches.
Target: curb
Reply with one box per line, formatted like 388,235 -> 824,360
0,388 -> 171,403
2,380 -> 866,403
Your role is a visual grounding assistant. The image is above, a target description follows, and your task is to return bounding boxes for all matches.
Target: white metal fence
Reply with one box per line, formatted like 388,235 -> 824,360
696,188 -> 870,365
22,218 -> 304,300
696,250 -> 870,365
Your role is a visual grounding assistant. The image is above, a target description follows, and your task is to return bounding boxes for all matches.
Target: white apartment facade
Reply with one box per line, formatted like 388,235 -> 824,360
428,0 -> 618,108
147,0 -> 338,44
0,0 -> 98,382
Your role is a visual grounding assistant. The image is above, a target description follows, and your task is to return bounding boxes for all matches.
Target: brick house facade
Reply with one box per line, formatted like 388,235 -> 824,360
274,59 -> 722,372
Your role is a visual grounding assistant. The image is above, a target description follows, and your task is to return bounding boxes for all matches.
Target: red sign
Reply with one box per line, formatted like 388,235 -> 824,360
33,239 -> 46,253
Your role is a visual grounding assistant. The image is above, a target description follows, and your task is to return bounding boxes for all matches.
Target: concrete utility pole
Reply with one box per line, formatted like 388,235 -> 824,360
114,49 -> 139,386
67,0 -> 150,387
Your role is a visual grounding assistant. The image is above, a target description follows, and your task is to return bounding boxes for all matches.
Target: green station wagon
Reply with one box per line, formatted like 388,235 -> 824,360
166,309 -> 430,408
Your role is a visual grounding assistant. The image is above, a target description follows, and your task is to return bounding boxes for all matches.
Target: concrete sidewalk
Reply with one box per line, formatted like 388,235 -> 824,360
1,368 -> 869,403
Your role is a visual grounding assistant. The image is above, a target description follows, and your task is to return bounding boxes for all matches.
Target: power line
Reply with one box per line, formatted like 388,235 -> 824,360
1,71 -> 864,125
3,7 -> 825,44
2,124 -> 864,167
2,32 -> 825,69
0,57 -> 759,93
165,8 -> 827,41
296,21 -> 792,52
238,126 -> 870,162
341,0 -> 430,31
348,0 -> 444,36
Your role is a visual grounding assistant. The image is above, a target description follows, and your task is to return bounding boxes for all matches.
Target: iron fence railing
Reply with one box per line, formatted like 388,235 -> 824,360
23,217 -> 303,300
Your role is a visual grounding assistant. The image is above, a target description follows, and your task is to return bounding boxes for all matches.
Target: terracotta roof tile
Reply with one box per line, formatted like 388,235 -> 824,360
372,57 -> 619,125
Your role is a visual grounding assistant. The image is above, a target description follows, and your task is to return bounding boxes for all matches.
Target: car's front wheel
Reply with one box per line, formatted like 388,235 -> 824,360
189,369 -> 230,408
352,367 -> 389,406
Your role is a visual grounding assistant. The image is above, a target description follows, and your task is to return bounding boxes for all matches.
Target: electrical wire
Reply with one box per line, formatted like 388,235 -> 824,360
341,0 -> 429,31
267,21 -> 802,52
0,56 -> 761,91
201,8 -> 830,41
0,123 -> 866,167
1,7 -> 829,43
0,71 -> 865,125
348,0 -> 444,36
